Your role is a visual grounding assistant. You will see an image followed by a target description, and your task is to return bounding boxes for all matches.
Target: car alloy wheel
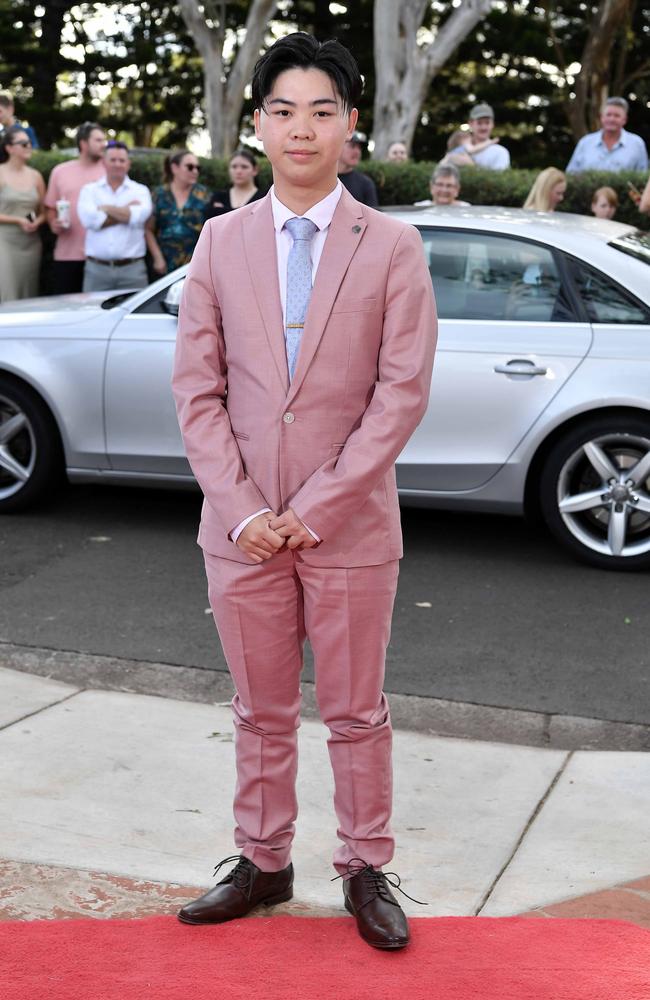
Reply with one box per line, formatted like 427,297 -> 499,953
540,416 -> 650,570
0,393 -> 37,500
0,376 -> 62,512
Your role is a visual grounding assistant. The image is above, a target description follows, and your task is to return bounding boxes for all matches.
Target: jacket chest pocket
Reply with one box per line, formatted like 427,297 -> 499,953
331,296 -> 378,315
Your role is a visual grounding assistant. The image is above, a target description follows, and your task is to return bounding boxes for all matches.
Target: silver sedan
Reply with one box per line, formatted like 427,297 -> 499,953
1,206 -> 649,570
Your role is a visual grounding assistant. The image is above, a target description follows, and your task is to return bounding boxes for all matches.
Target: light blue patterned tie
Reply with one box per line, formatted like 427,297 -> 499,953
284,216 -> 318,380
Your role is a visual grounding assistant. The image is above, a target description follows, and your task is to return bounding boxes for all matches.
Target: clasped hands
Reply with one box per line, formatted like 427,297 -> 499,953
236,509 -> 316,563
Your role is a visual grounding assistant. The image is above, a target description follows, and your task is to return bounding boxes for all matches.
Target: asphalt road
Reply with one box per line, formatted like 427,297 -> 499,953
1,483 -> 648,726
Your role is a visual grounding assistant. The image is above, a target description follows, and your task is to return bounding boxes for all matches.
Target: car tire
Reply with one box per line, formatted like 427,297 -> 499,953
540,415 -> 650,571
0,375 -> 63,513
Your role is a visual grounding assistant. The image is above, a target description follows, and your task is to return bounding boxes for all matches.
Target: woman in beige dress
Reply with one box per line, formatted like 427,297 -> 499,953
0,125 -> 46,302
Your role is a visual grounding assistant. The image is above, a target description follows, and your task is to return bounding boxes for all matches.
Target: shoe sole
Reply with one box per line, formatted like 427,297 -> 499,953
177,887 -> 293,925
343,896 -> 410,950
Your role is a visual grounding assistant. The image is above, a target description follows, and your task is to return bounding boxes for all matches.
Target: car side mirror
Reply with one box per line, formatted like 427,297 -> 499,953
162,278 -> 185,317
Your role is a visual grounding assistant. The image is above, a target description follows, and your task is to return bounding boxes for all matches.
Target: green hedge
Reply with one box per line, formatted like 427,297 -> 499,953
31,152 -> 649,230
363,161 -> 649,229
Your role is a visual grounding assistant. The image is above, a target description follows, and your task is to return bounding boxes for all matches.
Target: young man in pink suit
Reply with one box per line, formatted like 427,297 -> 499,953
172,33 -> 436,950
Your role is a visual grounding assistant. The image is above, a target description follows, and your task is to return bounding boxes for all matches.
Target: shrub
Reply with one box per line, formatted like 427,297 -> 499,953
363,161 -> 649,229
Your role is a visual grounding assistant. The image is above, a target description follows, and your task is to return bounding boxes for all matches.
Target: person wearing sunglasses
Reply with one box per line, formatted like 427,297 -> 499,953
0,125 -> 45,302
146,149 -> 210,275
204,148 -> 265,220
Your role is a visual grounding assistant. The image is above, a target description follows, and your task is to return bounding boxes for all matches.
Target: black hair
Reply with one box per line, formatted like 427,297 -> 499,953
230,148 -> 257,168
76,121 -> 103,150
251,32 -> 362,114
163,149 -> 194,183
105,140 -> 129,154
0,124 -> 30,163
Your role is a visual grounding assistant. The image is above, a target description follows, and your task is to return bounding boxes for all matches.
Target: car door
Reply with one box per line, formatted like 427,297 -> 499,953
397,228 -> 592,492
103,275 -> 191,476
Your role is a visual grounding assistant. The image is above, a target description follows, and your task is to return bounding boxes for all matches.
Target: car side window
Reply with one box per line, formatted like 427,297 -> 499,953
418,229 -> 575,323
568,259 -> 650,325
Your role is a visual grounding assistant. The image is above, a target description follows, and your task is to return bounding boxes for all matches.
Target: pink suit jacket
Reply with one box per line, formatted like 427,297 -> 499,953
172,187 -> 437,568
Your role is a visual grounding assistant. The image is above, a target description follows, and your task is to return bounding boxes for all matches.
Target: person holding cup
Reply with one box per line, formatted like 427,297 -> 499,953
44,121 -> 106,293
0,125 -> 46,302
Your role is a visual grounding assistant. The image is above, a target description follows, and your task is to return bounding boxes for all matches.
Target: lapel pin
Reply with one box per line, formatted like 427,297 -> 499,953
352,225 -> 362,233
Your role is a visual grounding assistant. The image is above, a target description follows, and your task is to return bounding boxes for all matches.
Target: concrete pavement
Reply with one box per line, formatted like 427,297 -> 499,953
1,665 -> 649,928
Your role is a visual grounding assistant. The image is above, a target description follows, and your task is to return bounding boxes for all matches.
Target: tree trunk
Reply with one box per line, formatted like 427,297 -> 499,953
372,0 -> 493,160
545,0 -> 633,140
574,0 -> 631,134
31,0 -> 74,148
177,0 -> 279,157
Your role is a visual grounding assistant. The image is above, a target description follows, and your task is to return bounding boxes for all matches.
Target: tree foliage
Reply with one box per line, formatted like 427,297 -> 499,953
0,0 -> 648,168
413,1 -> 650,167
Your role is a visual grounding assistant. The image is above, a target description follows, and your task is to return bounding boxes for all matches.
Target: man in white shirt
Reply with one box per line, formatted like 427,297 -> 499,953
461,103 -> 510,170
77,141 -> 152,292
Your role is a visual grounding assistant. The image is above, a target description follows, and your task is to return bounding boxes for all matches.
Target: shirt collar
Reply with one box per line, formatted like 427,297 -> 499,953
271,181 -> 343,234
98,174 -> 133,191
598,129 -> 626,148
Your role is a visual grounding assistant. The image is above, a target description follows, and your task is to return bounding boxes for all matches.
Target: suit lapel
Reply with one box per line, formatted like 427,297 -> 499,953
286,190 -> 367,404
242,195 -> 289,393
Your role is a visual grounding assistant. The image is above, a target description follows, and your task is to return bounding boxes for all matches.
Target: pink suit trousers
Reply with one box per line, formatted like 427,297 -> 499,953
204,547 -> 399,874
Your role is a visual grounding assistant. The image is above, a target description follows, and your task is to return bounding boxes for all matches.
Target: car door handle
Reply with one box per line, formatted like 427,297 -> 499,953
494,360 -> 548,376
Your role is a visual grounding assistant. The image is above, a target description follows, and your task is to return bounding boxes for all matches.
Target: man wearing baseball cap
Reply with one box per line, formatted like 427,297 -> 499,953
337,130 -> 379,206
461,103 -> 510,170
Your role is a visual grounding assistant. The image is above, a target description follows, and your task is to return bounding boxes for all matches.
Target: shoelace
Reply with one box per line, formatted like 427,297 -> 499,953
331,857 -> 428,905
212,854 -> 254,897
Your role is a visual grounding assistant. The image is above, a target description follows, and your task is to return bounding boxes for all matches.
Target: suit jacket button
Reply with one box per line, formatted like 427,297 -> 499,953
283,412 -> 295,424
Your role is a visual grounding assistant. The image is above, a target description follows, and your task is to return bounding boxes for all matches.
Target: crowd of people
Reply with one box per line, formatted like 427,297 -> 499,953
387,98 -> 650,219
0,113 -> 272,300
0,88 -> 649,304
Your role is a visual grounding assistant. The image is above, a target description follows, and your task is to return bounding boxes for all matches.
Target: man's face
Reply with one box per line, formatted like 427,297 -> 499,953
339,139 -> 362,170
83,129 -> 106,160
254,67 -> 357,190
470,115 -> 494,142
431,174 -> 460,205
387,142 -> 407,162
0,103 -> 14,126
104,147 -> 130,183
600,104 -> 627,134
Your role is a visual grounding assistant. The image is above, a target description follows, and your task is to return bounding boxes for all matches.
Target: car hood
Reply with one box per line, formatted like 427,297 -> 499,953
0,289 -> 136,315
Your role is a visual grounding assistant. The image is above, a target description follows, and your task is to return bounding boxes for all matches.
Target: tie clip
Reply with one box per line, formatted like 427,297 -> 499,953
286,323 -> 304,328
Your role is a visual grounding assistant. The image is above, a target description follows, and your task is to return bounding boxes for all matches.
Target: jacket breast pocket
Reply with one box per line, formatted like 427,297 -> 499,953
232,429 -> 250,441
331,296 -> 378,315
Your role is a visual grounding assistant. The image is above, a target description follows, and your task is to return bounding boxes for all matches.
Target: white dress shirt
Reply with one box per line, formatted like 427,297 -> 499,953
231,181 -> 343,543
77,174 -> 152,260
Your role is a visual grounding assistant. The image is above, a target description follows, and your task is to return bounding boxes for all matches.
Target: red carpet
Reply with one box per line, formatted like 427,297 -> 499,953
1,915 -> 649,1000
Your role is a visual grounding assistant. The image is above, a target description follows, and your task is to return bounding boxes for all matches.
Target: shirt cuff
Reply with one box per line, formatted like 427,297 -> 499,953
303,522 -> 321,543
230,508 -> 271,543
230,510 -> 320,545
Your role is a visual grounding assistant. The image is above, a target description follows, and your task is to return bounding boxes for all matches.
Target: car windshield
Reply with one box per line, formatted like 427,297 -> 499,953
609,229 -> 650,266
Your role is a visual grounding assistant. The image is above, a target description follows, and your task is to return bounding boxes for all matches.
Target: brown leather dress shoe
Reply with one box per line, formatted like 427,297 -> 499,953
178,855 -> 293,925
340,860 -> 424,950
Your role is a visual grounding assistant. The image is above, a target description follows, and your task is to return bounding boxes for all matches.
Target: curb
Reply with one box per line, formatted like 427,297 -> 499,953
2,641 -> 648,751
